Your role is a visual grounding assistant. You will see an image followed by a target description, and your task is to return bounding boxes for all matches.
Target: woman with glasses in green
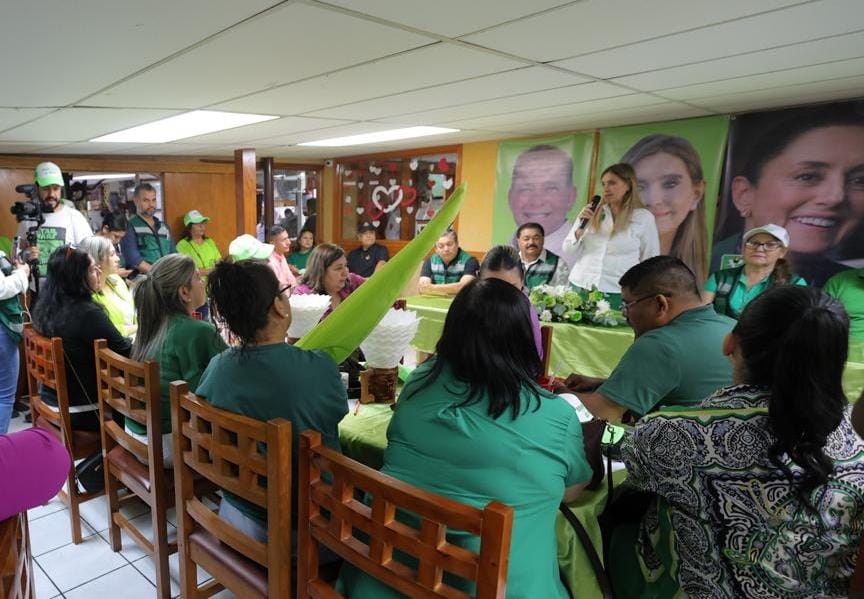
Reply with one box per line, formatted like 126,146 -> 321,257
703,224 -> 806,319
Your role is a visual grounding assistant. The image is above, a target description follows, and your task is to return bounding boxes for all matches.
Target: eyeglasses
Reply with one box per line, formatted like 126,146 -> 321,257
744,240 -> 783,251
621,294 -> 666,316
278,284 -> 293,299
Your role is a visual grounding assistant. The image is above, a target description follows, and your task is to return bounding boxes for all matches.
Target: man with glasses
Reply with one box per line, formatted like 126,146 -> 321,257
558,256 -> 734,424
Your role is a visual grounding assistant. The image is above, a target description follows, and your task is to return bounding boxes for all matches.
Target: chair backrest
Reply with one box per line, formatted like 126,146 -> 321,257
540,325 -> 553,376
94,339 -> 163,469
169,382 -> 292,596
0,513 -> 35,599
23,323 -> 71,432
297,430 -> 514,599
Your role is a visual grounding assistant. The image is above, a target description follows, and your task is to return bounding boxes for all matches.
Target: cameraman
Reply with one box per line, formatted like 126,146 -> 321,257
16,162 -> 93,276
0,254 -> 29,433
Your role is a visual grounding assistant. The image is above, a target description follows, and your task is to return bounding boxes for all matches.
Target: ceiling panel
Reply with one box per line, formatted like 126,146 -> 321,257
0,109 -> 54,133
179,116 -> 353,144
84,3 -> 432,110
39,142 -> 149,155
613,30 -> 864,91
306,66 -> 586,120
0,142 -> 61,154
0,0 -> 282,106
316,0 -> 571,37
212,42 -> 525,115
460,0 -> 800,62
553,0 -> 864,79
688,74 -> 864,113
249,121 -> 404,145
0,108 -> 182,143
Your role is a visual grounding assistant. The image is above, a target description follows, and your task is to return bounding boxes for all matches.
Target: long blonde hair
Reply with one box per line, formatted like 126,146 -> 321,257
588,163 -> 644,235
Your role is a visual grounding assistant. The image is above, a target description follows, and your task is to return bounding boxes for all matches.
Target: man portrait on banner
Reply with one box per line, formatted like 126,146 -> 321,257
508,144 -> 578,266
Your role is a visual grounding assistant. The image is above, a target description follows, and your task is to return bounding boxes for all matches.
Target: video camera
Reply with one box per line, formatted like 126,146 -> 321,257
10,183 -> 52,226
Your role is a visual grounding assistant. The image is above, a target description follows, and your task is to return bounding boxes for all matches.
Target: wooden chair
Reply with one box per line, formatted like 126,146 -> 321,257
297,430 -> 514,599
540,325 -> 553,376
170,381 -> 293,599
94,339 -> 174,599
23,323 -> 102,544
0,513 -> 35,599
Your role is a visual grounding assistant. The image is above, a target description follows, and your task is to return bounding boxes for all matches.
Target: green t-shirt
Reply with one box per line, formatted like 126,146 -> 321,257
92,274 -> 135,336
824,268 -> 864,341
339,360 -> 591,599
127,315 -> 226,434
196,343 -> 348,522
598,305 -> 734,416
177,238 -> 222,272
286,249 -> 311,272
704,267 -> 807,319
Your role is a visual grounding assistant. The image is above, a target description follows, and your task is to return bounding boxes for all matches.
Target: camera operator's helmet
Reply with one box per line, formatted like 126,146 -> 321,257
34,162 -> 64,188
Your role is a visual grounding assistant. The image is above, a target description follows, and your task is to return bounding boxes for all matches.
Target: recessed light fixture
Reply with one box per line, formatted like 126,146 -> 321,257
90,110 -> 278,143
298,126 -> 459,147
71,173 -> 136,181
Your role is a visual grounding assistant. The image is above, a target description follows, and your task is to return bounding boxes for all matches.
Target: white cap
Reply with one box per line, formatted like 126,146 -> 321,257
743,224 -> 790,248
228,234 -> 273,262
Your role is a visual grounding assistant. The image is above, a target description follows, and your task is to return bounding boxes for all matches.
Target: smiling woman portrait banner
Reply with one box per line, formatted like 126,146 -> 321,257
595,115 -> 730,285
492,133 -> 595,266
713,100 -> 864,287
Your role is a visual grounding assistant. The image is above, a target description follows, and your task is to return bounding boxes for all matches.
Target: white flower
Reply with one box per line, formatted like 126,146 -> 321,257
540,309 -> 553,322
595,299 -> 611,314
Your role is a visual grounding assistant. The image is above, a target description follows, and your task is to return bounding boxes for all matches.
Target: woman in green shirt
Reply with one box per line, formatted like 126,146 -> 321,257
286,228 -> 315,274
177,210 -> 221,320
340,278 -> 592,599
79,236 -> 136,336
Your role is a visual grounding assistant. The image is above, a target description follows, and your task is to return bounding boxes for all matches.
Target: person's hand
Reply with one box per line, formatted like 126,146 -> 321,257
576,205 -> 596,222
14,260 -> 30,278
562,373 -> 604,393
117,267 -> 133,279
551,378 -> 571,394
26,245 -> 39,262
288,264 -> 300,277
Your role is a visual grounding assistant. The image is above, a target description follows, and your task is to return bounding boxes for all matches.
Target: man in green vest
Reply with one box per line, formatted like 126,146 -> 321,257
516,222 -> 570,290
120,183 -> 176,275
418,230 -> 479,296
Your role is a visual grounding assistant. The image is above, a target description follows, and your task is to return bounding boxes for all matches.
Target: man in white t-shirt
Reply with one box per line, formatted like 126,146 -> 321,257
17,162 -> 93,275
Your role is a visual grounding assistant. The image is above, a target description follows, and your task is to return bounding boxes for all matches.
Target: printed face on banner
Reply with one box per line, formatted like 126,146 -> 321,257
507,147 -> 576,237
633,152 -> 704,240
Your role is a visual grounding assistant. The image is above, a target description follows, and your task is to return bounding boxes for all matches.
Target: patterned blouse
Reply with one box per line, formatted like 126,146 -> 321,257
621,384 -> 864,598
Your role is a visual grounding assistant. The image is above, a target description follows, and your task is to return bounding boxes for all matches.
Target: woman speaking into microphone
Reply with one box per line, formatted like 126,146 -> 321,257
562,163 -> 660,309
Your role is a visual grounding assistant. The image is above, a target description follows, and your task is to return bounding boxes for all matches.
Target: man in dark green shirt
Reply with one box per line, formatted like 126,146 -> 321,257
560,256 -> 734,423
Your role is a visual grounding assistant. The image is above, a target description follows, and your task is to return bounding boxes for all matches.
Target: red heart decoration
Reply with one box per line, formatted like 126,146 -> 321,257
426,179 -> 435,189
386,163 -> 399,173
366,201 -> 384,221
438,157 -> 449,171
426,208 -> 435,218
402,186 -> 417,206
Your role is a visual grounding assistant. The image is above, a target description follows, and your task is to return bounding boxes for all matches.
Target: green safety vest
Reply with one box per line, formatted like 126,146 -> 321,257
523,251 -> 561,290
129,214 -> 173,265
712,266 -> 745,319
430,249 -> 473,284
0,295 -> 24,344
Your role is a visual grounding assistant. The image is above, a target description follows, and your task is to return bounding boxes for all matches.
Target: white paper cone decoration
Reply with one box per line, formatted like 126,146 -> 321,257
360,308 -> 421,369
287,294 -> 331,339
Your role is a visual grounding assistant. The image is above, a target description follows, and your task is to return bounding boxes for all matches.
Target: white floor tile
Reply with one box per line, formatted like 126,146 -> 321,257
208,589 -> 240,599
36,533 -> 127,592
29,508 -> 96,556
77,495 -> 111,532
133,551 -> 212,598
32,560 -> 60,599
98,511 -> 177,563
63,563 -> 156,599
27,497 -> 66,522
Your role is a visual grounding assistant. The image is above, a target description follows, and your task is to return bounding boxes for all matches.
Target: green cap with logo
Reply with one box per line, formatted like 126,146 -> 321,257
183,210 -> 209,226
229,234 -> 273,262
34,162 -> 64,187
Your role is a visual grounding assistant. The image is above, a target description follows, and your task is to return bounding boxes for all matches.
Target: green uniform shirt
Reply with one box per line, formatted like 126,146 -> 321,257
128,213 -> 174,266
286,249 -> 311,272
196,343 -> 348,522
598,305 -> 734,416
704,266 -> 807,320
177,238 -> 221,272
127,315 -> 226,435
824,268 -> 864,341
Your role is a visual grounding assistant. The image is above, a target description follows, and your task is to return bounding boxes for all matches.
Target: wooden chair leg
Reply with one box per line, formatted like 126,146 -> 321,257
179,543 -> 198,599
151,505 -> 172,599
65,470 -> 83,545
104,468 -> 122,551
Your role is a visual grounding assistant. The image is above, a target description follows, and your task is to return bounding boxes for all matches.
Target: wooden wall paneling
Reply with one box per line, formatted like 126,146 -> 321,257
234,149 -> 257,238
162,172 -> 236,255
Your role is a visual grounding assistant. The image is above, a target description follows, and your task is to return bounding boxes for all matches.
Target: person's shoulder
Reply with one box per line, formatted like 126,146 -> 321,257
284,345 -> 339,372
631,208 -> 655,223
346,246 -> 362,257
825,268 -> 862,289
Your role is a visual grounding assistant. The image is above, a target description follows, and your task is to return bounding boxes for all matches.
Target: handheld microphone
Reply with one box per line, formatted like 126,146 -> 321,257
577,195 -> 602,231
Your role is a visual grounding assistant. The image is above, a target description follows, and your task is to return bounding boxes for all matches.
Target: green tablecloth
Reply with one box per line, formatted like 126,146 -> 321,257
338,403 -> 618,598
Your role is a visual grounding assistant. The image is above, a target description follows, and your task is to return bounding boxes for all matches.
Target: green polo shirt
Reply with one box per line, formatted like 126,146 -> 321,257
177,238 -> 221,272
598,305 -> 734,416
286,249 -> 311,272
704,267 -> 807,320
824,268 -> 864,341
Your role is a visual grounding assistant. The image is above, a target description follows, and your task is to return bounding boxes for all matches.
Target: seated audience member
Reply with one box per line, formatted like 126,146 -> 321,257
703,224 -> 806,319
824,266 -> 864,341
198,259 -> 347,541
340,278 -> 592,598
417,230 -> 479,296
32,246 -> 132,432
0,428 -> 70,520
129,254 -> 226,465
479,245 -> 543,364
295,243 -> 364,319
98,211 -> 132,278
346,222 -> 389,278
79,236 -> 136,336
265,225 -> 296,289
287,228 -> 315,275
613,286 -> 864,598
516,222 -> 570,289
561,256 -> 733,423
228,233 -> 273,263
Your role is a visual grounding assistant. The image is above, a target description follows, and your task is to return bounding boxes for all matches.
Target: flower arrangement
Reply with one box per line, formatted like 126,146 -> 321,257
528,285 -> 625,327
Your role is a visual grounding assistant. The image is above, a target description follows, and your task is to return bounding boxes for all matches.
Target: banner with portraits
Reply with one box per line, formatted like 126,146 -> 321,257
713,100 -> 864,287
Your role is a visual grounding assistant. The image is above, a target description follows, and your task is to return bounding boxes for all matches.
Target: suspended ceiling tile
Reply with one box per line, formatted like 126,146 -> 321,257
250,121 -> 404,145
0,108 -> 182,142
84,3 -> 432,109
614,30 -> 864,91
317,0 -> 572,37
460,0 -> 800,63
38,142 -> 147,155
0,141 -> 61,154
688,75 -> 864,113
0,108 -> 55,133
179,116 -> 353,144
111,143 -> 222,156
553,0 -> 864,79
0,0 -> 282,106
212,42 -> 526,116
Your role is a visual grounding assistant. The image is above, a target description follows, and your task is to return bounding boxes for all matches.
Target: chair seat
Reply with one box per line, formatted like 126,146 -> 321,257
35,418 -> 101,457
188,529 -> 267,598
106,445 -> 173,494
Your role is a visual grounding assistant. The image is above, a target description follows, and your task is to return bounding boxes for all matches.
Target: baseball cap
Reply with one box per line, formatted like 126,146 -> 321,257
357,222 -> 376,234
34,162 -> 64,187
743,224 -> 790,248
183,210 -> 209,226
229,234 -> 273,262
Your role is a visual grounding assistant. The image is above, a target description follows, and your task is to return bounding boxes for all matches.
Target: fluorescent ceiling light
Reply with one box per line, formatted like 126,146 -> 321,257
298,126 -> 459,147
90,110 -> 278,143
71,173 -> 135,181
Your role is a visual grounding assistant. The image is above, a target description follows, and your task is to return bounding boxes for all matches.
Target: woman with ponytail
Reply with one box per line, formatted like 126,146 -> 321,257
196,259 -> 347,541
612,285 -> 864,598
129,254 -> 225,464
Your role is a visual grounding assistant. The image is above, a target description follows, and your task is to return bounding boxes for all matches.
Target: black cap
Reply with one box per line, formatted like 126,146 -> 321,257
357,221 -> 376,233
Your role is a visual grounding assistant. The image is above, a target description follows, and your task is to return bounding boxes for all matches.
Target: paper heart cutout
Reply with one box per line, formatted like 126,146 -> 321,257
426,208 -> 435,218
426,179 -> 435,189
345,195 -> 352,203
369,165 -> 382,175
356,207 -> 364,214
438,157 -> 449,172
429,164 -> 435,172
371,184 -> 404,214
369,180 -> 378,186
365,201 -> 383,221
344,169 -> 352,177
386,163 -> 398,173
394,215 -> 402,223
358,181 -> 364,189
402,186 -> 417,206
372,220 -> 380,227
442,177 -> 454,190
389,178 -> 397,186
406,206 -> 414,214
409,159 -> 418,171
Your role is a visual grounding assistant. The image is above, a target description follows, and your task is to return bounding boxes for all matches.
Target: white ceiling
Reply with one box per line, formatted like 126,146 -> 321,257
0,0 -> 861,160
